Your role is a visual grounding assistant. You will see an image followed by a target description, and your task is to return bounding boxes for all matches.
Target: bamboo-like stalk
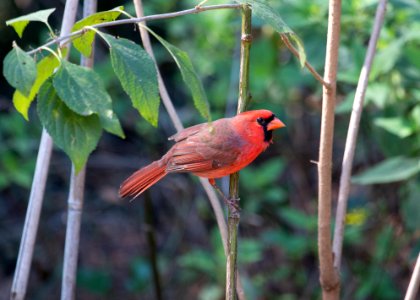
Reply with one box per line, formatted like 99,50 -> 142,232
226,4 -> 252,300
405,253 -> 420,300
60,167 -> 87,300
10,1 -> 79,299
132,1 -> 245,298
317,0 -> 341,298
60,2 -> 96,299
332,0 -> 387,271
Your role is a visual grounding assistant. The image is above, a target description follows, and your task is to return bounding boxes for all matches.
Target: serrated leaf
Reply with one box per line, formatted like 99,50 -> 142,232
37,79 -> 102,173
72,6 -> 123,57
374,117 -> 415,138
149,30 -> 210,121
239,0 -> 306,67
6,8 -> 55,38
3,45 -> 37,96
13,52 -> 62,120
53,60 -> 124,138
103,34 -> 160,127
352,156 -> 420,185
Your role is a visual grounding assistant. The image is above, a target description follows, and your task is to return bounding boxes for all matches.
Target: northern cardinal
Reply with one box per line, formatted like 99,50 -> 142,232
119,109 -> 285,200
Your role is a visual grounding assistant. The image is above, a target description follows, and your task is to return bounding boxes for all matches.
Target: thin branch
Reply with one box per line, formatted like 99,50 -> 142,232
332,0 -> 387,271
132,1 -> 245,298
226,4 -> 252,300
60,1 -> 97,299
27,3 -> 242,55
10,0 -> 80,299
405,253 -> 420,300
317,0 -> 341,298
280,33 -> 329,88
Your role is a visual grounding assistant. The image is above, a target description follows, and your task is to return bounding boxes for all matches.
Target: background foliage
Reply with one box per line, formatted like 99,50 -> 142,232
0,0 -> 419,299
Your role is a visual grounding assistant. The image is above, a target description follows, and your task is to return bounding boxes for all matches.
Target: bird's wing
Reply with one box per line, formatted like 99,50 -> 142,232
168,123 -> 207,142
166,121 -> 242,173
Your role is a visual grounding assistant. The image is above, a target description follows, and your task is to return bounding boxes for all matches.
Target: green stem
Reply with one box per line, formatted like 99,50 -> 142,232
226,4 -> 252,300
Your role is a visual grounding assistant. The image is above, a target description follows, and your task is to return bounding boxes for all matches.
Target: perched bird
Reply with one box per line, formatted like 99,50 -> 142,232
119,109 -> 285,201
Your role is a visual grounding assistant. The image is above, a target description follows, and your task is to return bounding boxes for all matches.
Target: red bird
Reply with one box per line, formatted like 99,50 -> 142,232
119,109 -> 285,200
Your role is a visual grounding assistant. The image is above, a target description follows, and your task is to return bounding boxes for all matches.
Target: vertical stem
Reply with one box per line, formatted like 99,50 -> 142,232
61,2 -> 96,299
318,0 -> 341,298
332,0 -> 387,271
10,1 -> 79,299
226,5 -> 252,300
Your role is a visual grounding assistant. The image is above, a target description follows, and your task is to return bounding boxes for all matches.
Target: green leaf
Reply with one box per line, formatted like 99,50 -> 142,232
13,52 -> 62,120
148,29 -> 210,121
72,6 -> 123,57
352,156 -> 420,184
53,60 -> 124,138
3,44 -> 37,97
374,117 -> 415,138
37,79 -> 102,173
6,8 -> 55,38
103,34 -> 160,127
238,0 -> 307,66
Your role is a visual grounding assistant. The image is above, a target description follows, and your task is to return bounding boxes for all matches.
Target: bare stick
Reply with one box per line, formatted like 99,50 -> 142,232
60,168 -> 86,300
332,0 -> 387,271
10,1 -> 80,299
405,253 -> 420,300
10,132 -> 53,300
132,1 -> 245,298
60,1 -> 97,299
27,3 -> 242,55
226,4 -> 252,300
280,33 -> 329,88
317,0 -> 341,298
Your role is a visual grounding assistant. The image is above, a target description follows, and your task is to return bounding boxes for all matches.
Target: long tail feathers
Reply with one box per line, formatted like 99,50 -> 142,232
119,161 -> 167,199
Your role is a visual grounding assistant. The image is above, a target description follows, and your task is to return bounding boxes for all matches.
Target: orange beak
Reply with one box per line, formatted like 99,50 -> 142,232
267,118 -> 286,131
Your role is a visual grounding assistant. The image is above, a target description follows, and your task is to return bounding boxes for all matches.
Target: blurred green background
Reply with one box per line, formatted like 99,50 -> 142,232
1,0 -> 419,299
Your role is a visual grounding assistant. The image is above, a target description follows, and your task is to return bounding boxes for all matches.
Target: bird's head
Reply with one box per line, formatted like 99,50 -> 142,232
234,109 -> 286,143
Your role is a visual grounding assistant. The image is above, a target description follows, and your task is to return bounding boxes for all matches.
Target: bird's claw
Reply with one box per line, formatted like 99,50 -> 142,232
225,197 -> 241,216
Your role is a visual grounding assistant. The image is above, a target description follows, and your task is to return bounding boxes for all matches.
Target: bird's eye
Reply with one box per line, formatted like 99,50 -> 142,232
257,117 -> 263,124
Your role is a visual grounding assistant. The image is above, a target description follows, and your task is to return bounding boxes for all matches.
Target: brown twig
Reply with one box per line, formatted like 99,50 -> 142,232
332,0 -> 387,271
280,33 -> 329,88
317,0 -> 341,298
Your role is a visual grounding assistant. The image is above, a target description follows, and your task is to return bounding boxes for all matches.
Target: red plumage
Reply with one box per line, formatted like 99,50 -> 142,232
119,109 -> 285,199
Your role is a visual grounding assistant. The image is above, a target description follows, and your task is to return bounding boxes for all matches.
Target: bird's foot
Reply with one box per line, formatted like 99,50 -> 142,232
225,197 -> 241,217
208,179 -> 241,215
